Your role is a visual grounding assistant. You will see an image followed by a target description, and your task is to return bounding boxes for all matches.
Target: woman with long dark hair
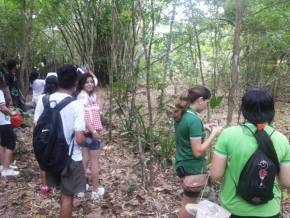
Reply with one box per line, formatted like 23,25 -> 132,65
211,88 -> 290,218
77,73 -> 104,200
174,85 -> 222,218
34,74 -> 58,194
29,70 -> 45,107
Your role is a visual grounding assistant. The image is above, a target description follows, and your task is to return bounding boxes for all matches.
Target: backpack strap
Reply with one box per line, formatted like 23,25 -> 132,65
42,95 -> 50,108
241,124 -> 276,148
68,133 -> 75,157
55,96 -> 75,111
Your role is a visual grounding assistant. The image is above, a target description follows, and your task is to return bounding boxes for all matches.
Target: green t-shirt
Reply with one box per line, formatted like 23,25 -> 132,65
175,107 -> 206,174
215,122 -> 290,216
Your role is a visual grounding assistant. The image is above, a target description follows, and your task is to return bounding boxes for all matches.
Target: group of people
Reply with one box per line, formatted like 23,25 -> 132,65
0,62 -> 105,218
1,59 -> 290,218
32,64 -> 105,217
174,86 -> 290,218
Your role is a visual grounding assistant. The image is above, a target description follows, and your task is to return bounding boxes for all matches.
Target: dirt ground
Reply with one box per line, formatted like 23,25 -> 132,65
0,88 -> 290,218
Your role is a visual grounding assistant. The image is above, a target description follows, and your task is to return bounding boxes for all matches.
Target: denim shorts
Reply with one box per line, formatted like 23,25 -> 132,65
85,133 -> 101,150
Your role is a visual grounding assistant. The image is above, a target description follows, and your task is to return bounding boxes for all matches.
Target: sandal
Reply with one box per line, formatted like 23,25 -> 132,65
40,185 -> 50,194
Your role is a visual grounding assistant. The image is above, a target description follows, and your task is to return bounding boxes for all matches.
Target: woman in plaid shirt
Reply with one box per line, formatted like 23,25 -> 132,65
77,73 -> 105,200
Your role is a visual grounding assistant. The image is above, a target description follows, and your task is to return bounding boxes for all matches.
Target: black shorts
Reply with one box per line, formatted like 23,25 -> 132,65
0,124 -> 16,150
176,166 -> 201,198
230,214 -> 280,218
46,160 -> 86,196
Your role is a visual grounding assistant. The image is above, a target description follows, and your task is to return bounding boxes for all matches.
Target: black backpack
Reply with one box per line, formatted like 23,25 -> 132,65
33,95 -> 75,173
235,125 -> 278,205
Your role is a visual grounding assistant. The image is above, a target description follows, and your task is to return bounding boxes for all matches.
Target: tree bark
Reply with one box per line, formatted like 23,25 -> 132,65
194,26 -> 205,86
129,0 -> 139,130
159,0 -> 177,107
109,0 -> 117,140
140,0 -> 155,186
226,0 -> 245,125
19,0 -> 35,95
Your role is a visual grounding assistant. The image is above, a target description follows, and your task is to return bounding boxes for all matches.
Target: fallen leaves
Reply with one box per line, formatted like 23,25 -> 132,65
0,95 -> 290,217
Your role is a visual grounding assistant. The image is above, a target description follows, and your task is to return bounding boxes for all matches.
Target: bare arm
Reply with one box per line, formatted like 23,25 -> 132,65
210,152 -> 227,181
190,127 -> 223,158
0,105 -> 13,116
75,131 -> 85,147
278,163 -> 290,188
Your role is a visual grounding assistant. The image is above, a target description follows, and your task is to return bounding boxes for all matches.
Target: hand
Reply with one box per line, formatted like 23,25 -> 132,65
204,123 -> 217,132
11,111 -> 17,116
210,126 -> 223,138
92,130 -> 100,140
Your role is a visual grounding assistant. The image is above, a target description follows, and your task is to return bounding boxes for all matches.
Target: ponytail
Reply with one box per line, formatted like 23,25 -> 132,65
173,85 -> 211,122
254,124 -> 280,173
173,91 -> 190,121
241,88 -> 279,173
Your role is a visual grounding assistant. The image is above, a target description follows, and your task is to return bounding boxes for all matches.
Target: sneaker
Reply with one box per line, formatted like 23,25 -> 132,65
0,165 -> 18,171
76,184 -> 89,198
91,187 -> 105,200
1,169 -> 20,177
9,165 -> 18,170
76,192 -> 85,198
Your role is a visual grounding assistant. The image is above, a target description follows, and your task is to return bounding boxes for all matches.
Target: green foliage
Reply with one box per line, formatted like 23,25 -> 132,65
155,129 -> 175,167
209,95 -> 223,109
127,181 -> 136,194
135,105 -> 151,149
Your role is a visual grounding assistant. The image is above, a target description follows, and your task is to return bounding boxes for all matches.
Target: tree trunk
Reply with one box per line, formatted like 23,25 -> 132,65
19,0 -> 35,96
109,0 -> 117,141
129,0 -> 139,130
226,0 -> 245,125
159,0 -> 176,107
194,26 -> 205,86
140,0 -> 155,186
146,0 -> 155,185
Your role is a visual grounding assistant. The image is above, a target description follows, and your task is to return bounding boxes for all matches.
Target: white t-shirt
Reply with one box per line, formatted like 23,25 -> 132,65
34,92 -> 85,161
0,90 -> 11,125
32,79 -> 45,105
77,90 -> 97,106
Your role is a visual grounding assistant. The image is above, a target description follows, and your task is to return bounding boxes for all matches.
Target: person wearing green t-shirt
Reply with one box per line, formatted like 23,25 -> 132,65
173,86 -> 223,218
211,88 -> 290,218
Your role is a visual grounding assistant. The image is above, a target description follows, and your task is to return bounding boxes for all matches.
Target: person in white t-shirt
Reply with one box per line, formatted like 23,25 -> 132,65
34,74 -> 58,194
34,64 -> 86,218
76,73 -> 104,200
29,70 -> 45,107
0,72 -> 19,177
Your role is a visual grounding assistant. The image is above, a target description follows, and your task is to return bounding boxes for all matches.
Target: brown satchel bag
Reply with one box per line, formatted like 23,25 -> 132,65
182,174 -> 208,192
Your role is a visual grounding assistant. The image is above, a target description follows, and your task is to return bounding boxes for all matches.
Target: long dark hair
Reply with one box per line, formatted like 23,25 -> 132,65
43,75 -> 58,95
173,85 -> 211,121
77,73 -> 95,95
241,88 -> 279,173
29,70 -> 38,85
